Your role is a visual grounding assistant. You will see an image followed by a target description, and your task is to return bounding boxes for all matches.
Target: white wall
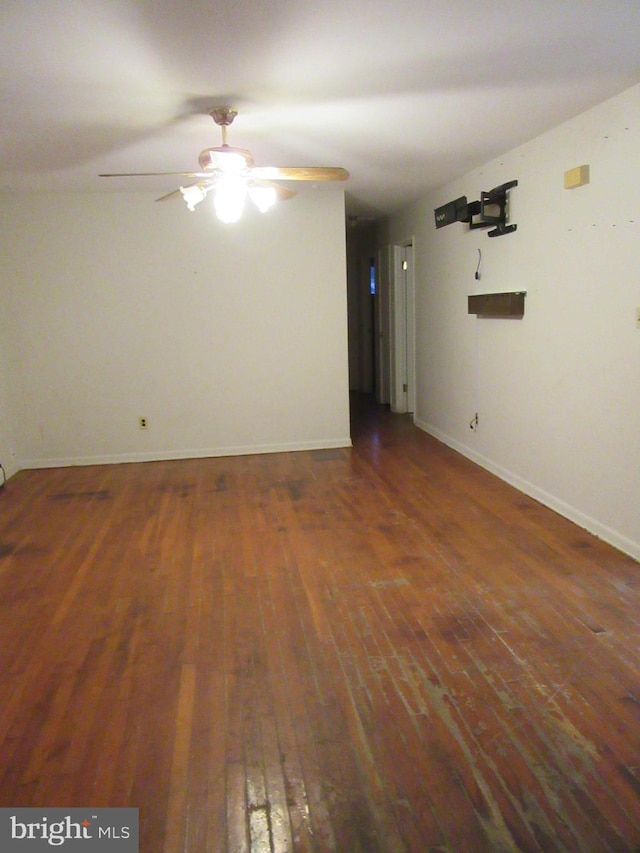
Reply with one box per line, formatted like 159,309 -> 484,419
0,319 -> 19,480
1,189 -> 351,469
382,83 -> 640,560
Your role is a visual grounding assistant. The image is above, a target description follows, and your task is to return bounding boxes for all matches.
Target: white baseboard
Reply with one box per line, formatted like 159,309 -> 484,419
18,436 -> 353,471
1,459 -> 20,482
414,416 -> 640,563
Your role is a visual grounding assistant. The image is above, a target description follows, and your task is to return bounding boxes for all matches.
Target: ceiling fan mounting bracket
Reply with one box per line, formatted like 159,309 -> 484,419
210,107 -> 237,127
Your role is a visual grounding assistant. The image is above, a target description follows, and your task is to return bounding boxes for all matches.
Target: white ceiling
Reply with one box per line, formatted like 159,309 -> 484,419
2,1 -> 640,219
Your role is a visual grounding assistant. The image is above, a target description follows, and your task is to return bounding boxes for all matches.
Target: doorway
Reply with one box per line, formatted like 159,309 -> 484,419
345,228 -> 415,415
375,241 -> 415,413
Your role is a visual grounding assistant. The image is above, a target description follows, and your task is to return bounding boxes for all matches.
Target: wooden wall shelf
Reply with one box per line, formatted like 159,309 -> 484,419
468,291 -> 526,317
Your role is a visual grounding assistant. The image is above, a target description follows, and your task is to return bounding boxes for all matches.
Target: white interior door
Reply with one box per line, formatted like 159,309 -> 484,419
405,243 -> 415,415
390,243 -> 415,414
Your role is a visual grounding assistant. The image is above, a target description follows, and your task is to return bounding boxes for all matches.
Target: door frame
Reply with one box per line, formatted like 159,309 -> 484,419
389,240 -> 415,414
375,245 -> 391,405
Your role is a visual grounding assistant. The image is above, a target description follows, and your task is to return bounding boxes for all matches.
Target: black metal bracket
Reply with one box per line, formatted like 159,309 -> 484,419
468,180 -> 518,237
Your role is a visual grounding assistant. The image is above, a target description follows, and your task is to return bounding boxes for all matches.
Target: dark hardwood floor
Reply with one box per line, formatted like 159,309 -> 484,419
1,394 -> 639,852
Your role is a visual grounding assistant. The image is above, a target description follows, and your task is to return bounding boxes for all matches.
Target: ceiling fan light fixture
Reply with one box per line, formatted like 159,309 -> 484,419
248,184 -> 278,213
214,174 -> 247,223
101,108 -> 347,222
180,184 -> 207,211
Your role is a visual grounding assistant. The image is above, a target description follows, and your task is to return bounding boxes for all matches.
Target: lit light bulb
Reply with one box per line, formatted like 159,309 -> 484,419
214,174 -> 247,223
248,184 -> 277,213
180,184 -> 207,211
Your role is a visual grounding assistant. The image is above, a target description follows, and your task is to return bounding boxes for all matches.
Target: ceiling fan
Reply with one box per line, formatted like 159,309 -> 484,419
100,107 -> 349,222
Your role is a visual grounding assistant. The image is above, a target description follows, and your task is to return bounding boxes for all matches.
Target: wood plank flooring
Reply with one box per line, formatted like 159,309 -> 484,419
1,394 -> 639,852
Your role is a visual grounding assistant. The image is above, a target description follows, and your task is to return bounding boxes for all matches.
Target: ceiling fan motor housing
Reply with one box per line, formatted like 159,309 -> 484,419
198,146 -> 254,172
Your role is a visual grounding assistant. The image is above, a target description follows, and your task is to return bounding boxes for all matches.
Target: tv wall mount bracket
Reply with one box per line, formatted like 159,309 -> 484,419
469,180 -> 517,237
434,180 -> 518,238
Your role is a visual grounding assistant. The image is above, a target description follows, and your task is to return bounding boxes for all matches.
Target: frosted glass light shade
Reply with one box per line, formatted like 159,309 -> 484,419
180,184 -> 207,211
248,185 -> 277,213
214,175 -> 247,223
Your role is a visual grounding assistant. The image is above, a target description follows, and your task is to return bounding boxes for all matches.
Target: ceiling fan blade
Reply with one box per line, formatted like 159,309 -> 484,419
100,171 -> 212,178
247,166 -> 349,182
156,179 -> 214,204
250,179 -> 297,201
155,188 -> 183,203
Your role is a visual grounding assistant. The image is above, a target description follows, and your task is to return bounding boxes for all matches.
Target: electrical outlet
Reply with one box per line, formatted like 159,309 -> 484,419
139,417 -> 148,430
